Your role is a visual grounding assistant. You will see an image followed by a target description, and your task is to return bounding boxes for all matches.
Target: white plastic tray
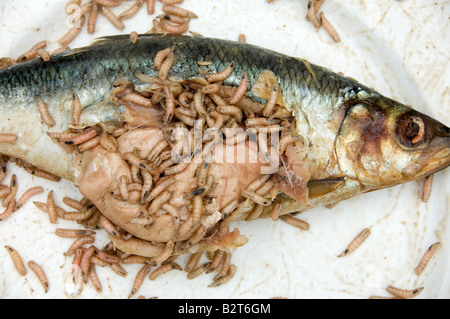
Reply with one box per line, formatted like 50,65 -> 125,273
0,0 -> 448,298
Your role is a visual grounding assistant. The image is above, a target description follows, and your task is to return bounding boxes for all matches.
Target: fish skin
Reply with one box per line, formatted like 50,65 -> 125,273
0,34 -> 449,211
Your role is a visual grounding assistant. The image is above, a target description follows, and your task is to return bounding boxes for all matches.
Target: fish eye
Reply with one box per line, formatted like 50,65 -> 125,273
397,113 -> 426,147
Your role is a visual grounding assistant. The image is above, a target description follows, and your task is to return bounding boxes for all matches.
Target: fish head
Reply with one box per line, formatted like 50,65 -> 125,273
335,96 -> 450,188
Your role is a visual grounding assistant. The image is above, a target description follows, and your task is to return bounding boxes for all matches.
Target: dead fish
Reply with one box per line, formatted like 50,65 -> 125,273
0,34 -> 449,255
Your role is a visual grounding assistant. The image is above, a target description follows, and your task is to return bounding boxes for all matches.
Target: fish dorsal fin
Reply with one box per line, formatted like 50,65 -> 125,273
90,34 -> 139,46
57,36 -> 130,57
90,33 -> 178,46
58,34 -> 165,57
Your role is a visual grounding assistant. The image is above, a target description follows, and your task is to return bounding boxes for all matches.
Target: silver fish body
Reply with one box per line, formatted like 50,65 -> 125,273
0,34 -> 449,213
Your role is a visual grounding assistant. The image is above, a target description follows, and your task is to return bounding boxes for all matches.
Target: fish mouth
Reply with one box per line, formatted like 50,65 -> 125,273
415,137 -> 450,178
403,117 -> 450,179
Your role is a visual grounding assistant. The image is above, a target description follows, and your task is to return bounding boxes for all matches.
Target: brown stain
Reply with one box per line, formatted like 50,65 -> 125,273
346,103 -> 388,174
359,107 -> 388,145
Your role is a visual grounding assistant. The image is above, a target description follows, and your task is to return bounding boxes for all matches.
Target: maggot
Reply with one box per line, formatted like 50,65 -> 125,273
338,228 -> 371,257
207,61 -> 235,83
0,24 -> 448,300
415,242 -> 440,275
159,19 -> 189,35
148,262 -> 182,280
119,0 -> 145,20
386,285 -> 424,299
161,5 -> 197,19
4,245 -> 27,276
15,186 -> 44,210
100,6 -> 125,30
128,263 -> 152,298
27,260 -> 49,293
36,96 -> 55,128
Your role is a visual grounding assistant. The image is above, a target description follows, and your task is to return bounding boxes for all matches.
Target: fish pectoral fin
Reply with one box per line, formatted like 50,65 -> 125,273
307,178 -> 345,199
77,100 -> 121,127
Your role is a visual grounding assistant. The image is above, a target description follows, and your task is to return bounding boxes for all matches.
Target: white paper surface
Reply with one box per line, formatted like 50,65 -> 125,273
0,0 -> 449,299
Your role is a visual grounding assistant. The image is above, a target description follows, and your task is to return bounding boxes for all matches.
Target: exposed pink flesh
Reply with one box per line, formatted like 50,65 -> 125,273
77,127 -> 309,243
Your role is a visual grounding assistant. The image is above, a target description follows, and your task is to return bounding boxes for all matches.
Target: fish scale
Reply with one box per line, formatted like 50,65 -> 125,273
0,34 -> 362,114
0,34 -> 448,211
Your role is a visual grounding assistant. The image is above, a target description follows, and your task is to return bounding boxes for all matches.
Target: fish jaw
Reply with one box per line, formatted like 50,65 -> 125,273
335,96 -> 450,189
398,111 -> 450,179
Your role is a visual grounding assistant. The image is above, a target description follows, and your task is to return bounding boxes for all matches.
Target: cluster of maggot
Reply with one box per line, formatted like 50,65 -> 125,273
0,0 -> 304,298
305,0 -> 341,43
60,0 -> 199,50
0,46 -> 440,299
0,0 -> 196,69
30,41 -> 314,297
0,0 -> 440,299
